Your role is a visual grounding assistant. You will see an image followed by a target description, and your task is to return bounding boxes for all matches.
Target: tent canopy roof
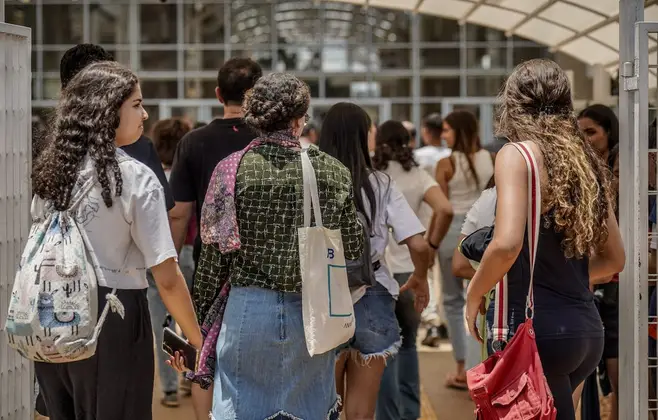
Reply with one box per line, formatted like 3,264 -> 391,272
334,0 -> 658,73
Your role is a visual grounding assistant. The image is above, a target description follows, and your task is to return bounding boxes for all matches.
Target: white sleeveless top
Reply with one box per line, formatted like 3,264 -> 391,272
448,149 -> 494,214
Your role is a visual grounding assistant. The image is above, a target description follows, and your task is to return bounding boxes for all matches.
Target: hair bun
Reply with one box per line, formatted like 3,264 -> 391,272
243,73 -> 310,134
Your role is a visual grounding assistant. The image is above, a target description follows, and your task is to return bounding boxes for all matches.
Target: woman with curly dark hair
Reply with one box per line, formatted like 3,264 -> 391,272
373,120 -> 453,420
31,61 -> 202,420
464,58 -> 624,420
188,74 -> 364,419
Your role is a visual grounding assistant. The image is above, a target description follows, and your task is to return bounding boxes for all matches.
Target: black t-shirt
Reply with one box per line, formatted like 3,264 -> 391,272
169,118 -> 257,260
121,135 -> 175,211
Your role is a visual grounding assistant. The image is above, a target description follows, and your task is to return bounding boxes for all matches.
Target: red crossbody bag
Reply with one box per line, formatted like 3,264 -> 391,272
466,142 -> 557,420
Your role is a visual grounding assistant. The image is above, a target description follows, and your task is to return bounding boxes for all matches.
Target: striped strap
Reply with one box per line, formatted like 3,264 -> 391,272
492,142 -> 541,346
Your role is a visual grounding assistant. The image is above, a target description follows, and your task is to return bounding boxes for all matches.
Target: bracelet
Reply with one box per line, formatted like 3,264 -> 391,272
429,241 -> 439,250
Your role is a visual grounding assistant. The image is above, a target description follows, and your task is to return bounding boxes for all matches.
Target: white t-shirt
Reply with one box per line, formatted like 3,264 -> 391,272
364,172 -> 426,297
461,188 -> 497,236
382,161 -> 437,274
414,145 -> 452,176
414,146 -> 452,228
32,150 -> 178,289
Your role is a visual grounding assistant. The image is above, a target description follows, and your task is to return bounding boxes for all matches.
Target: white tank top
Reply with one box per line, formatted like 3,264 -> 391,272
448,149 -> 494,214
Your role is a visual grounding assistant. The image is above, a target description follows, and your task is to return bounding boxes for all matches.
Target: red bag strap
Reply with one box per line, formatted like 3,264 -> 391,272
491,142 -> 541,346
510,142 -> 541,317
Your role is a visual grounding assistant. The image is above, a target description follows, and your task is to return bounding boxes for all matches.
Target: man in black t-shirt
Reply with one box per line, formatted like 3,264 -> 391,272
169,58 -> 262,263
59,44 -> 174,211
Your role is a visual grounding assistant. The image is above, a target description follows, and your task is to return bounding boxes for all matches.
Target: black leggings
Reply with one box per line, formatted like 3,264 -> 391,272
536,336 -> 604,420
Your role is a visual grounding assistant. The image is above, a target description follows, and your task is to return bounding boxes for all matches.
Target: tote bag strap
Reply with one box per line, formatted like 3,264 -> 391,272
509,142 -> 541,318
301,149 -> 324,228
491,142 -> 540,347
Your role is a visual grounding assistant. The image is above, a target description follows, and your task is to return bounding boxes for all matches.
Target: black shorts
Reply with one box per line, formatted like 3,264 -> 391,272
35,287 -> 154,420
596,282 -> 619,360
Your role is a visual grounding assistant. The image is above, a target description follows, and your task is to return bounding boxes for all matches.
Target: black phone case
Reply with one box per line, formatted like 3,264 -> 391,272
162,327 -> 198,371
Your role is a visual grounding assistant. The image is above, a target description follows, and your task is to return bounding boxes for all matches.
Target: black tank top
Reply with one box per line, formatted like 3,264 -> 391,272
502,215 -> 603,340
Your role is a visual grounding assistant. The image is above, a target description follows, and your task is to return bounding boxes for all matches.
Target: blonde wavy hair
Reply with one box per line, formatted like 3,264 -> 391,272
497,58 -> 613,259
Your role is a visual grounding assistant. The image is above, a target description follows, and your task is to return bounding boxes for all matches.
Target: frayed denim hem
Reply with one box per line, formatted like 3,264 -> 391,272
211,397 -> 342,420
347,338 -> 402,366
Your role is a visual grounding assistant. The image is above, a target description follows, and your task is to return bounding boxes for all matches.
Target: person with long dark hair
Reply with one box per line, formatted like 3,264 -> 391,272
465,58 -> 625,420
31,61 -> 202,420
433,109 -> 494,390
319,104 -> 431,419
373,120 -> 453,420
578,104 -> 619,169
576,104 -> 621,420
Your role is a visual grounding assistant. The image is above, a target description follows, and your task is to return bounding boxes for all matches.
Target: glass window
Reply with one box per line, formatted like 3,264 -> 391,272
141,80 -> 178,100
420,15 -> 460,42
513,46 -> 552,66
43,78 -> 61,100
324,3 -> 369,45
140,4 -> 177,44
43,50 -> 65,72
325,76 -> 368,98
5,4 -> 37,44
183,3 -> 226,44
322,44 -> 369,72
300,78 -> 320,99
466,76 -> 506,97
373,48 -> 411,70
465,25 -> 505,43
275,46 -> 323,72
466,47 -> 507,69
31,51 -> 37,73
42,4 -> 83,45
421,77 -> 461,97
231,2 -> 273,45
275,1 -> 322,45
392,103 -> 412,122
184,80 -> 217,99
420,48 -> 461,69
452,104 -> 481,119
140,51 -> 178,72
32,78 -> 40,101
184,50 -> 226,72
113,49 -> 131,67
143,105 -> 159,134
369,7 -> 411,44
89,4 -> 130,45
232,47 -> 274,70
374,76 -> 411,98
420,103 -> 443,119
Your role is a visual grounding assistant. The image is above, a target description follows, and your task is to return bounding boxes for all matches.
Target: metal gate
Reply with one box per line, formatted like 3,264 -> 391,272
0,21 -> 33,420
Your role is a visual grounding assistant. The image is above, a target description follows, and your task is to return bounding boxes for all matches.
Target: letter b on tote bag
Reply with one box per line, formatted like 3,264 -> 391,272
298,150 -> 356,356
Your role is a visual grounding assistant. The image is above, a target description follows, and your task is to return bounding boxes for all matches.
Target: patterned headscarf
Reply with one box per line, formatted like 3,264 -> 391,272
200,129 -> 301,251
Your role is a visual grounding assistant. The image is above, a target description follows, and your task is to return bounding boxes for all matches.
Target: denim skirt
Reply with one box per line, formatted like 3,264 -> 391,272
212,286 -> 340,420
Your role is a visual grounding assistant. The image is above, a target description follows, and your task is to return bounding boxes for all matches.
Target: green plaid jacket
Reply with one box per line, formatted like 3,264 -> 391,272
193,144 -> 363,323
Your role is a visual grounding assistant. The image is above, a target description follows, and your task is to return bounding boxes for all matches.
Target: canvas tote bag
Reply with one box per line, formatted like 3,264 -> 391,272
299,149 -> 356,356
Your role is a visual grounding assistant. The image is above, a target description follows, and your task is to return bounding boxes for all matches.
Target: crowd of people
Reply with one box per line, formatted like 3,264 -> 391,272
19,42 -> 642,420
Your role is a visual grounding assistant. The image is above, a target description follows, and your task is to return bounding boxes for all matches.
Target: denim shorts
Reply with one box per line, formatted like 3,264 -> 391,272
212,286 -> 340,420
340,282 -> 402,361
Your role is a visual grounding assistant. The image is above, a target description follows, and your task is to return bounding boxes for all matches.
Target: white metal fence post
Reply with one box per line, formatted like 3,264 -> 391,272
619,1 -> 645,420
0,20 -> 32,420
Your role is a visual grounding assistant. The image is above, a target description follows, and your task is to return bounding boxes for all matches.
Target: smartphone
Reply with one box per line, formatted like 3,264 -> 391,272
162,327 -> 198,371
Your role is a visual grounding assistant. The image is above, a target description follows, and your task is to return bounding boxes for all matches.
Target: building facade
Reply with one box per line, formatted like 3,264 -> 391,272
5,0 -> 594,141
